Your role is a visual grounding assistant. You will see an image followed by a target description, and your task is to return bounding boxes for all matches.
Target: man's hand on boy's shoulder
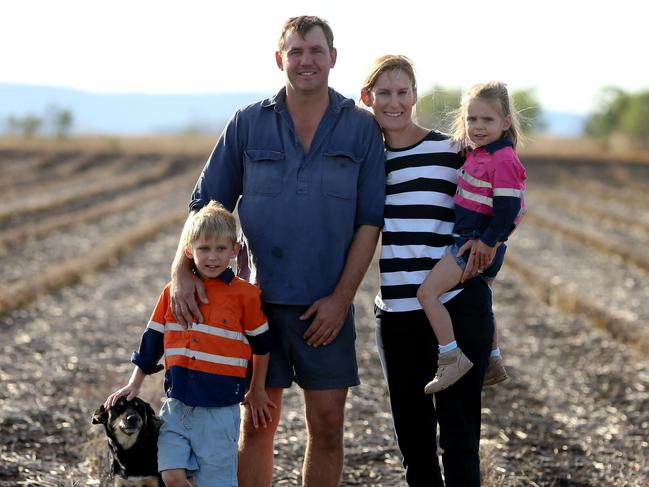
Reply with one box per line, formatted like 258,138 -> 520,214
170,269 -> 207,327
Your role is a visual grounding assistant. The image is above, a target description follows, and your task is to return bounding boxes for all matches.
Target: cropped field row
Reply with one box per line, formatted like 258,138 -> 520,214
0,151 -> 203,316
0,171 -> 196,249
1,154 -> 135,200
0,156 -> 180,224
2,149 -> 649,485
0,152 -> 118,190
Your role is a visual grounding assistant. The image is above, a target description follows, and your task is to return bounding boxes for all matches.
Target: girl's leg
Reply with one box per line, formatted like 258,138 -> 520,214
418,255 -> 473,394
483,283 -> 508,387
417,254 -> 464,345
483,315 -> 509,386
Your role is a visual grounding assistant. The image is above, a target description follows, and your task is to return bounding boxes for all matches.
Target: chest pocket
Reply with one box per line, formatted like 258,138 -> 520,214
322,150 -> 361,200
461,157 -> 492,189
203,301 -> 241,332
243,149 -> 285,196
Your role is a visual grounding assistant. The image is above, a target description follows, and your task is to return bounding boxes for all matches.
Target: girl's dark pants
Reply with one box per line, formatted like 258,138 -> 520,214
375,277 -> 494,487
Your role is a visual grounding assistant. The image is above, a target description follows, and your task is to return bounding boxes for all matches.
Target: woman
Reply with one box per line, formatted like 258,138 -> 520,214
360,55 -> 494,486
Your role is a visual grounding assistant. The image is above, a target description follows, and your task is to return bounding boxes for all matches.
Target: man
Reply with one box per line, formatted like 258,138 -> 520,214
170,16 -> 385,487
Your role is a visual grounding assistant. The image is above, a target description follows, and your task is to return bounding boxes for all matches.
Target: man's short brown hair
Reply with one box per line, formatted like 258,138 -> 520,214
278,16 -> 334,53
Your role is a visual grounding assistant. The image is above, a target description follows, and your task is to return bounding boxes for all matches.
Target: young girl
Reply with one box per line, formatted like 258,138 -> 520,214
419,81 -> 527,394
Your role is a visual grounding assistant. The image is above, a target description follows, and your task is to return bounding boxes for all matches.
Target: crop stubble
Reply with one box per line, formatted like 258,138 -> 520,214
1,150 -> 648,486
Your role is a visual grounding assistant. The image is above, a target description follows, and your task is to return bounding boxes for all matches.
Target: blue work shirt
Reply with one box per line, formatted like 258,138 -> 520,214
190,87 -> 385,305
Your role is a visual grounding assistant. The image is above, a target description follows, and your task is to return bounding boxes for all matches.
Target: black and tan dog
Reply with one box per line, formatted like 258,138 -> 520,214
93,396 -> 162,487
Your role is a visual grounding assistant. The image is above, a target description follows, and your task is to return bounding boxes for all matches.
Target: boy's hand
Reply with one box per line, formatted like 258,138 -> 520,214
104,382 -> 140,410
243,387 -> 277,429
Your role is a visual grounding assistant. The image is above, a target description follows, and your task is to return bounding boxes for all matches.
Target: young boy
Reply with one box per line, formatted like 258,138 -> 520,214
104,201 -> 274,487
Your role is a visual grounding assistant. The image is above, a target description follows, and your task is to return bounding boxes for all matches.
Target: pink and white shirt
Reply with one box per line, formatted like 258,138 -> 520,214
453,138 -> 526,247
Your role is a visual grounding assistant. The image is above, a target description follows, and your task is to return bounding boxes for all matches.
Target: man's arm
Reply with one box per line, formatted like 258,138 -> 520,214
170,212 -> 206,327
301,224 -> 380,347
170,109 -> 246,326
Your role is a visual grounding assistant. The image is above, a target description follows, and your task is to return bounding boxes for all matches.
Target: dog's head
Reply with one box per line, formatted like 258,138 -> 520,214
92,397 -> 158,450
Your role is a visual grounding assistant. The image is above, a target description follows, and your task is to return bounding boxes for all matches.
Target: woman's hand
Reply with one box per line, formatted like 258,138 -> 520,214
472,240 -> 496,273
459,239 -> 496,282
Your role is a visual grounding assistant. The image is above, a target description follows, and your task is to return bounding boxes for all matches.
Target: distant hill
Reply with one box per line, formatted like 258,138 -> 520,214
0,83 -> 270,135
541,111 -> 587,137
0,83 -> 586,137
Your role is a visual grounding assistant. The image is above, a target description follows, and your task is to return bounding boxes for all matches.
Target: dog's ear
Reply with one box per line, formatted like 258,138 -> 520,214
144,401 -> 157,422
140,400 -> 161,430
92,404 -> 108,424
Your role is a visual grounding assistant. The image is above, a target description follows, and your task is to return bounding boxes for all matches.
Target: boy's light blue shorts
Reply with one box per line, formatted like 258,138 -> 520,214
158,397 -> 240,486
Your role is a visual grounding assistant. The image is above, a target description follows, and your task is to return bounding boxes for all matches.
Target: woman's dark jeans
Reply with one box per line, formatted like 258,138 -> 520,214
375,277 -> 494,486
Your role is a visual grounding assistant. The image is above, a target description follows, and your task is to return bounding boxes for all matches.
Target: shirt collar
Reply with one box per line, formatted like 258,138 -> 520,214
218,267 -> 235,284
197,267 -> 235,285
262,87 -> 354,114
479,137 -> 514,154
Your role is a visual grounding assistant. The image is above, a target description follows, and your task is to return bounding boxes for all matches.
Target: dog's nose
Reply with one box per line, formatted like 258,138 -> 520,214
125,414 -> 139,426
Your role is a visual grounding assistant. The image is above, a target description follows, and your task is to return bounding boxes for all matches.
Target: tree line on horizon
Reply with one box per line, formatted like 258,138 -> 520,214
3,105 -> 73,139
416,85 -> 649,148
2,87 -> 648,148
415,86 -> 543,136
584,87 -> 649,148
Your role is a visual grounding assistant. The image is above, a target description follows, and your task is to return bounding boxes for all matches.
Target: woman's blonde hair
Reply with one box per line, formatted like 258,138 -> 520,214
184,201 -> 237,248
450,81 -> 521,149
361,54 -> 417,94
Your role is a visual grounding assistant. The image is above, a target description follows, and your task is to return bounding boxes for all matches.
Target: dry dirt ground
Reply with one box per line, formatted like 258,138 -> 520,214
1,154 -> 649,486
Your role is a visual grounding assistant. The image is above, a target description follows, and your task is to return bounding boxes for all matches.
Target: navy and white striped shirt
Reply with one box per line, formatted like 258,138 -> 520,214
375,131 -> 463,313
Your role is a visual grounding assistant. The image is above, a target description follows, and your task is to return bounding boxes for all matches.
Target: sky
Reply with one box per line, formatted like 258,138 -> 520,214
2,0 -> 646,114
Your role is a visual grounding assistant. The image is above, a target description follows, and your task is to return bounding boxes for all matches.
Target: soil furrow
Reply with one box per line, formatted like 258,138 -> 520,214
0,157 -> 178,225
508,223 -> 649,325
0,172 -> 196,249
482,271 -> 649,486
1,151 -> 648,486
528,186 -> 649,232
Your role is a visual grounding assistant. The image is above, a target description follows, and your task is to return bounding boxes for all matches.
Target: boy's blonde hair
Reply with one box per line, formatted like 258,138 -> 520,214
184,201 -> 237,248
451,81 -> 522,149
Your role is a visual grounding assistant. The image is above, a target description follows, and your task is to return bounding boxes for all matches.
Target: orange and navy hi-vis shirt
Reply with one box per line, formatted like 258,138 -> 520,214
131,268 -> 271,407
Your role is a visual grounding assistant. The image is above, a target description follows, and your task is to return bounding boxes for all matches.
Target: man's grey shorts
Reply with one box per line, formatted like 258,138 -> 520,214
262,303 -> 359,389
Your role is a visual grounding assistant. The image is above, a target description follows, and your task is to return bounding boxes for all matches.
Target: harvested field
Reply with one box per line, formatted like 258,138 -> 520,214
1,142 -> 648,486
